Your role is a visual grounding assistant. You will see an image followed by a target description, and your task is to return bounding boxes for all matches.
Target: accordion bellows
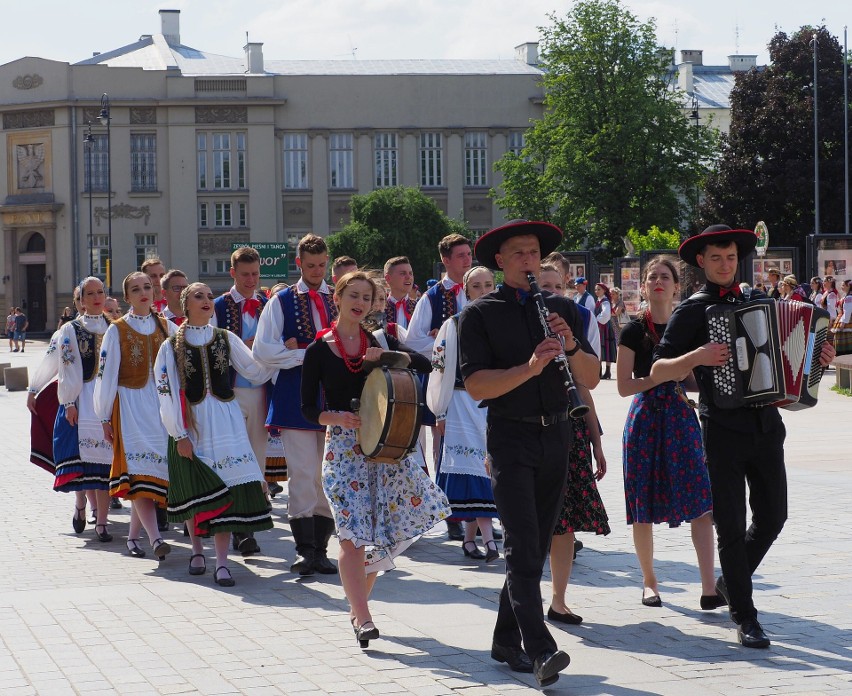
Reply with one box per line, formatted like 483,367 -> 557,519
706,299 -> 830,410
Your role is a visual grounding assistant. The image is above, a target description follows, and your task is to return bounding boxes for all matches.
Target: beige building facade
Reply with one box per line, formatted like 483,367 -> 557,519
0,10 -> 544,331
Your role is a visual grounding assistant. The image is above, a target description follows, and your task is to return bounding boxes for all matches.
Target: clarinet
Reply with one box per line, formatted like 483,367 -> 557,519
526,272 -> 589,418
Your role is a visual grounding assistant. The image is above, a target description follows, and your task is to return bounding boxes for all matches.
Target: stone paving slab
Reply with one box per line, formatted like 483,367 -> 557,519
1,342 -> 850,695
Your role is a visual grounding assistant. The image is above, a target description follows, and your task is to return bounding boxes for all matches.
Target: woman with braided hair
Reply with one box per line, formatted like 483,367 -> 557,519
616,256 -> 717,609
155,283 -> 273,587
95,272 -> 175,560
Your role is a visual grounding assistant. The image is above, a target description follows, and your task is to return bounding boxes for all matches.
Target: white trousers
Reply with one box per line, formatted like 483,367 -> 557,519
280,427 -> 330,519
234,387 -> 269,475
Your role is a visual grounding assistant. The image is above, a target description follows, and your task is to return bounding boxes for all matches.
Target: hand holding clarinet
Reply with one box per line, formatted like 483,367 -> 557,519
526,272 -> 589,417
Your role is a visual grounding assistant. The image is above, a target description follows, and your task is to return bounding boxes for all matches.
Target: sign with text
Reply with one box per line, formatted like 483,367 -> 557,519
231,242 -> 289,279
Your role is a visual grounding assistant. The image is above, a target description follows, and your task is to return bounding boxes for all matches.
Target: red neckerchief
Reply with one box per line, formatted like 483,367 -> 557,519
395,298 -> 411,322
242,297 -> 261,316
307,289 -> 330,329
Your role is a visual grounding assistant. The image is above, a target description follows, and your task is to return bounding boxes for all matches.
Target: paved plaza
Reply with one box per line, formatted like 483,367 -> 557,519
1,340 -> 850,695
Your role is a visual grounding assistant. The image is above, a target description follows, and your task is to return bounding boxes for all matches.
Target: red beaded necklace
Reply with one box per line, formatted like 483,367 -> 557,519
330,321 -> 368,373
643,309 -> 662,346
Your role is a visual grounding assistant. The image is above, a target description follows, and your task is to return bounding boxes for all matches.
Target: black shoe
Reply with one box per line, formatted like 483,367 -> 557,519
462,541 -> 485,559
110,497 -> 123,510
446,520 -> 464,541
152,538 -> 171,561
700,593 -> 727,610
313,554 -> 339,574
291,553 -> 315,575
641,589 -> 662,607
737,618 -> 770,649
126,539 -> 146,558
233,532 -> 260,557
484,540 -> 500,563
268,481 -> 284,498
214,566 -> 235,587
156,506 -> 169,532
188,554 -> 207,576
72,505 -> 86,534
491,643 -> 533,673
533,649 -> 571,687
88,508 -> 97,526
95,524 -> 113,542
573,538 -> 583,560
715,576 -> 731,606
547,607 -> 583,625
289,517 -> 316,575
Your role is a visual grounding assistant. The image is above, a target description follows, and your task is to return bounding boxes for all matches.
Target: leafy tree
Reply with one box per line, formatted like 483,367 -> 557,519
700,26 -> 850,249
625,225 -> 681,253
493,0 -> 718,262
326,186 -> 471,285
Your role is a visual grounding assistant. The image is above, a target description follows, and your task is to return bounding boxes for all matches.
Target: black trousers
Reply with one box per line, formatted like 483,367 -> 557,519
488,416 -> 571,660
702,417 -> 787,624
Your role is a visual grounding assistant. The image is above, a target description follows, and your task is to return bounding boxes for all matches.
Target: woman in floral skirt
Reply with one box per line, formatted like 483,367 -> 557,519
300,271 -> 450,647
616,256 -> 719,609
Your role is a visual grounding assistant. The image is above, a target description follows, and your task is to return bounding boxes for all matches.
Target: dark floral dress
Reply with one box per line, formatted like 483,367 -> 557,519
553,417 -> 611,536
619,317 -> 712,527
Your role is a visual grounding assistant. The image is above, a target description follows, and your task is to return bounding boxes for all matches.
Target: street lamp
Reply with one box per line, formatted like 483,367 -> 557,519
98,93 -> 112,294
690,91 -> 702,224
83,123 -> 95,277
810,34 -> 820,235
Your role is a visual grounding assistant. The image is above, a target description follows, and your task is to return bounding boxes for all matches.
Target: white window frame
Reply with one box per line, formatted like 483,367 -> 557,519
464,132 -> 488,187
374,132 -> 398,188
283,133 -> 309,189
91,234 -> 109,277
134,233 -> 158,269
508,130 -> 526,157
130,133 -> 157,191
419,132 -> 443,188
197,131 -> 247,191
214,202 -> 233,228
329,133 -> 354,189
88,134 -> 109,192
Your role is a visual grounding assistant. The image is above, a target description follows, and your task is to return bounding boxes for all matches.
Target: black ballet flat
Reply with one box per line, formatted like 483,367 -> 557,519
214,566 -> 235,587
126,539 -> 146,558
700,593 -> 727,610
110,497 -> 123,510
95,524 -> 113,543
547,607 -> 583,625
642,589 -> 662,607
188,554 -> 207,576
73,505 -> 86,534
268,482 -> 284,498
462,541 -> 485,560
88,508 -> 97,526
152,538 -> 171,561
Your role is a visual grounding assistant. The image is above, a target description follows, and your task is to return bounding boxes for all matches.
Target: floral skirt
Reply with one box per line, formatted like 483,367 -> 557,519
622,382 -> 711,526
322,424 -> 451,573
264,428 -> 288,483
554,417 -> 610,535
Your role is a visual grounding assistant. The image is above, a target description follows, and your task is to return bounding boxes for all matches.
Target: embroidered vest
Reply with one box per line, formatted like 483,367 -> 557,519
171,328 -> 234,405
72,320 -> 102,382
268,286 -> 338,431
426,283 -> 458,332
114,316 -> 169,389
384,296 -> 417,328
213,292 -> 268,387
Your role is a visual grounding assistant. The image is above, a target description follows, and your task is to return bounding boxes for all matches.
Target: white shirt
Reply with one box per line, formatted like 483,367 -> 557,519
253,278 -> 331,371
386,294 -> 412,329
595,299 -> 612,325
574,289 -> 596,314
405,277 -> 468,358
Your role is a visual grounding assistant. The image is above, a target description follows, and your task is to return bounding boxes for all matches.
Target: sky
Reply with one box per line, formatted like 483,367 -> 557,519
0,0 -> 849,68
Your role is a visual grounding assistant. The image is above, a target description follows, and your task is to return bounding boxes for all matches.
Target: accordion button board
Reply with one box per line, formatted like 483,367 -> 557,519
706,299 -> 829,410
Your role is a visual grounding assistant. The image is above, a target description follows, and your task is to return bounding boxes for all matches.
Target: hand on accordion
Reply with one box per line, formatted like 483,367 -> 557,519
695,341 -> 730,367
819,340 -> 836,367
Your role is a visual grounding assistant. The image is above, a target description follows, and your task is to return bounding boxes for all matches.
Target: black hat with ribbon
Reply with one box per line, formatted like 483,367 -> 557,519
678,224 -> 758,268
474,219 -> 562,271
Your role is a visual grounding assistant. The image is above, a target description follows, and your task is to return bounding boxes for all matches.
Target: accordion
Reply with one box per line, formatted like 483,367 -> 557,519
706,299 -> 830,410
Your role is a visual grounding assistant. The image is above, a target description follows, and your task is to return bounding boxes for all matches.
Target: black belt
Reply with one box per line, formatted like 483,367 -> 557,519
497,411 -> 571,426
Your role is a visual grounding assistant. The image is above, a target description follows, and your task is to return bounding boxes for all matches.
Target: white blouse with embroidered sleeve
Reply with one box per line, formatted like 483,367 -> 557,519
28,330 -> 61,394
154,336 -> 188,441
56,315 -> 108,406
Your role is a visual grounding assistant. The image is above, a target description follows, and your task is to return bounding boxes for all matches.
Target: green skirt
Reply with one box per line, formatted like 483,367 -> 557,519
166,438 -> 273,535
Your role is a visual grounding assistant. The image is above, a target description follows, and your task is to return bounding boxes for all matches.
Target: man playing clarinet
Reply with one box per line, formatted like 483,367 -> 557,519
459,220 -> 599,688
651,224 -> 835,649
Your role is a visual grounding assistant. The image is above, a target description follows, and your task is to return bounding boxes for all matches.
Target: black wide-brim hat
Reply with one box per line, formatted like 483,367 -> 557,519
474,219 -> 563,271
678,224 -> 758,268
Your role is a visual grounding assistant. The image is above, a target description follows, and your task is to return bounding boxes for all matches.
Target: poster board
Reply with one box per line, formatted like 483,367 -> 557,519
619,259 -> 641,314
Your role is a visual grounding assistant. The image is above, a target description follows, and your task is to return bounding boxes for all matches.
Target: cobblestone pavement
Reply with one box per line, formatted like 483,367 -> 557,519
1,341 -> 850,695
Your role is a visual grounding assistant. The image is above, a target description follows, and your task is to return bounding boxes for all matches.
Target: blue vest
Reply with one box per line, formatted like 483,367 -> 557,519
213,292 -> 268,388
426,282 -> 459,331
267,286 -> 337,431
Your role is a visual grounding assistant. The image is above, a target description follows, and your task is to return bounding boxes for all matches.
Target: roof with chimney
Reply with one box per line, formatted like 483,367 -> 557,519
74,10 -> 542,77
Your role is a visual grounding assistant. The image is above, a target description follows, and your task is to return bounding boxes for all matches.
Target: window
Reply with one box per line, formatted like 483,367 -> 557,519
288,233 -> 300,274
199,259 -> 210,275
283,133 -> 309,189
198,131 -> 246,190
374,132 -> 398,188
198,202 -> 208,229
86,134 -> 109,193
508,131 -> 525,157
329,133 -> 354,189
419,132 -> 443,187
215,259 -> 229,274
238,202 -> 247,228
465,132 -> 488,187
91,234 -> 109,277
214,202 -> 232,228
130,133 -> 157,191
135,234 -> 158,269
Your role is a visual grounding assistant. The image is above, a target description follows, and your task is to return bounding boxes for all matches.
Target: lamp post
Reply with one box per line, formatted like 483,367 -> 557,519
690,91 -> 702,224
98,93 -> 112,294
83,123 -> 94,277
811,34 -> 820,235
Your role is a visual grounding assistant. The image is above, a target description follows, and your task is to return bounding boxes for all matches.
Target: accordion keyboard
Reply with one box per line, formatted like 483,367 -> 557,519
707,312 -> 738,397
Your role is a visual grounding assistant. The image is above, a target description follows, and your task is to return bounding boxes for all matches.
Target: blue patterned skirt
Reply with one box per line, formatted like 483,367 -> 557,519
622,382 -> 711,526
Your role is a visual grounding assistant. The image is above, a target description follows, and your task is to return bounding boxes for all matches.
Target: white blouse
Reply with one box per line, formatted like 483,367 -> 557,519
56,315 -> 109,406
27,330 -> 61,394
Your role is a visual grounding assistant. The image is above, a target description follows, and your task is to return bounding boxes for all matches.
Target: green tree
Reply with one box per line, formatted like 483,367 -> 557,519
326,186 -> 471,285
700,26 -> 849,249
625,225 -> 680,253
493,0 -> 719,262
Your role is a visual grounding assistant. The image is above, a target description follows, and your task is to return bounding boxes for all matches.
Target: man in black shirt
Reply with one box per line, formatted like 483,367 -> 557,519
459,220 -> 599,687
651,225 -> 835,649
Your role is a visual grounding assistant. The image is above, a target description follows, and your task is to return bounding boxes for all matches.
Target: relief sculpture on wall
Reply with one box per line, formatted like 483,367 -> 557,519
16,143 -> 46,189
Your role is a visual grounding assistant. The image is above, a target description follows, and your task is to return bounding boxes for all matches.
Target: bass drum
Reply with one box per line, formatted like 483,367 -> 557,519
357,367 -> 423,464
